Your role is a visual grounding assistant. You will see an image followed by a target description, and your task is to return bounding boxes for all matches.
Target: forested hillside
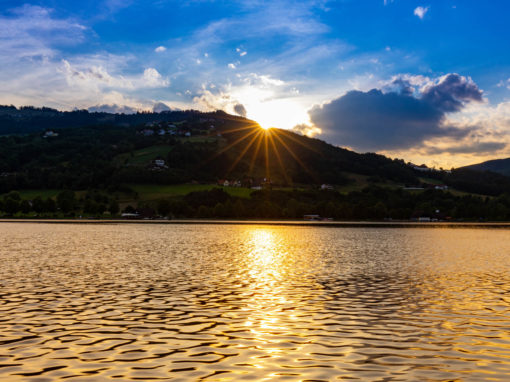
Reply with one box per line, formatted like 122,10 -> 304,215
2,105 -> 510,220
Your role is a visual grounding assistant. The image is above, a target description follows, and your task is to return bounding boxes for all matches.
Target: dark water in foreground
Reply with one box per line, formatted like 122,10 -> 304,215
0,223 -> 509,381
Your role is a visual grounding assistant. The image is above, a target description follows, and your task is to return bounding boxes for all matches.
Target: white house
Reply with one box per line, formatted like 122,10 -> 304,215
141,129 -> 154,136
43,131 -> 59,138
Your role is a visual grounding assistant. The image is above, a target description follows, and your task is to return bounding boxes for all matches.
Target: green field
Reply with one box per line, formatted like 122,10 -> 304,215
126,183 -> 254,201
3,189 -> 60,200
418,177 -> 444,185
334,173 -> 402,194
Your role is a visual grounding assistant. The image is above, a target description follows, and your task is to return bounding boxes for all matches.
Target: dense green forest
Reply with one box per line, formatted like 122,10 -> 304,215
2,105 -> 510,220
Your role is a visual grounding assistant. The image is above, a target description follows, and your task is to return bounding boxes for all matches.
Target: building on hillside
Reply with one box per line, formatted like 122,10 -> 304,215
149,159 -> 168,171
121,212 -> 140,219
141,129 -> 154,136
43,130 -> 58,138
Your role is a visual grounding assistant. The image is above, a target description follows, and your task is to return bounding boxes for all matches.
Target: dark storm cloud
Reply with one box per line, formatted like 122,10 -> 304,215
309,74 -> 483,152
234,103 -> 247,118
421,73 -> 483,112
386,77 -> 414,96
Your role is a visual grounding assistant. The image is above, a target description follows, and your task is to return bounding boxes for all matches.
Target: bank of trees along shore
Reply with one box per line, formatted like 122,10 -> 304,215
3,187 -> 510,222
0,190 -> 119,217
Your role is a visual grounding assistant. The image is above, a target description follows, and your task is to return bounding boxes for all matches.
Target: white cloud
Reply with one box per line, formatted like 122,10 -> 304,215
228,63 -> 236,69
142,67 -> 169,87
155,46 -> 166,53
292,123 -> 322,137
0,4 -> 86,61
60,60 -> 169,90
497,78 -> 510,90
243,73 -> 285,88
88,91 -> 153,113
414,6 -> 429,20
60,59 -> 132,89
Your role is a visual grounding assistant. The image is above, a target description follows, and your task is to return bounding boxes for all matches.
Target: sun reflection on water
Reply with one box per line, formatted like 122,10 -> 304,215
238,227 -> 327,376
1,224 -> 510,380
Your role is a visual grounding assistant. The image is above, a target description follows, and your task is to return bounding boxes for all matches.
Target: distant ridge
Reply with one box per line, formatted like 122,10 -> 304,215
0,105 -> 231,135
461,158 -> 510,177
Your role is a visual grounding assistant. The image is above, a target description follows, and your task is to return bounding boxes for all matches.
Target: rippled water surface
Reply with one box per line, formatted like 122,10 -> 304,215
1,223 -> 510,381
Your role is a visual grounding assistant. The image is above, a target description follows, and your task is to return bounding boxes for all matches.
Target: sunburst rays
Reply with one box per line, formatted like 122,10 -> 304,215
225,129 -> 264,176
199,122 -> 317,185
266,129 -> 292,185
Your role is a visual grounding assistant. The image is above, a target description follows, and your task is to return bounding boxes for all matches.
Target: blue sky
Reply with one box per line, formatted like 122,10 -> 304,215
1,0 -> 509,166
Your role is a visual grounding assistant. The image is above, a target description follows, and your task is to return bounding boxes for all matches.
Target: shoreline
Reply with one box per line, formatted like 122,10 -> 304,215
1,219 -> 510,228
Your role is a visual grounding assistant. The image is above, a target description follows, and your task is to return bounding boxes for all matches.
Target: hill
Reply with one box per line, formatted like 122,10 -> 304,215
462,158 -> 510,177
2,105 -> 510,221
1,105 -> 510,196
0,105 -> 420,192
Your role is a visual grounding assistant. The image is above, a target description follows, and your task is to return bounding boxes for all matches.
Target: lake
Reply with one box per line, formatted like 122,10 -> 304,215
1,223 -> 509,381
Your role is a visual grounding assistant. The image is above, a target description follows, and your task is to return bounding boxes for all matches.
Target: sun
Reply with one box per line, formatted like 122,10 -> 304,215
229,86 -> 308,131
248,99 -> 307,131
